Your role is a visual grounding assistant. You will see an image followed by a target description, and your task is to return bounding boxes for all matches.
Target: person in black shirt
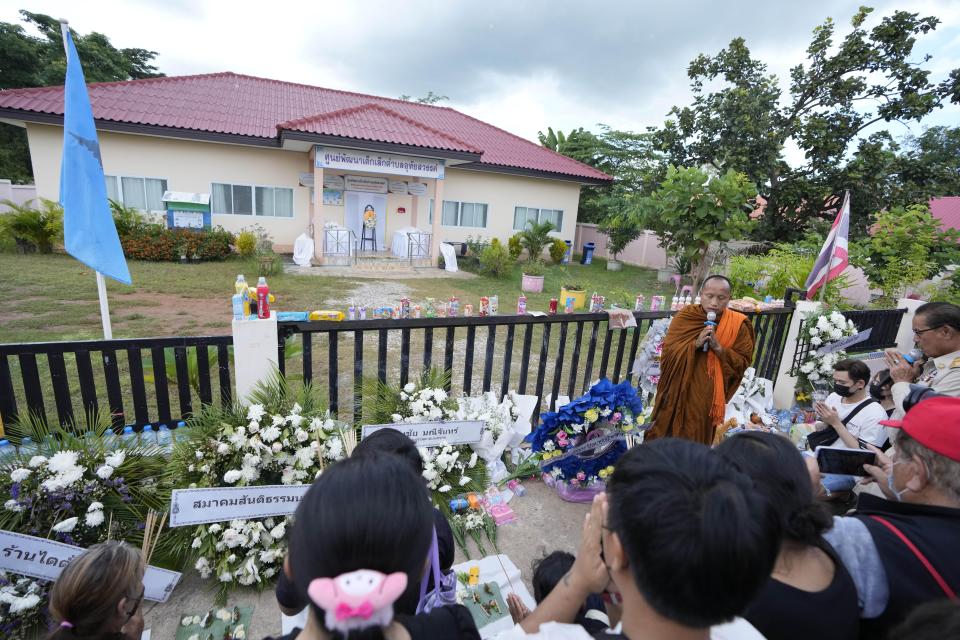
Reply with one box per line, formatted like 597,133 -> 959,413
275,429 -> 455,616
717,431 -> 859,640
265,451 -> 478,640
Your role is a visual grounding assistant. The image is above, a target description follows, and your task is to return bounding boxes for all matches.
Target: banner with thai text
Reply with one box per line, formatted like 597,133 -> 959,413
361,421 -> 483,447
169,484 -> 311,527
316,147 -> 445,179
0,530 -> 181,602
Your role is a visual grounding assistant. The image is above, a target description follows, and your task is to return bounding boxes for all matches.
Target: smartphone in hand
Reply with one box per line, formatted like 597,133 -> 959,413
816,446 -> 877,476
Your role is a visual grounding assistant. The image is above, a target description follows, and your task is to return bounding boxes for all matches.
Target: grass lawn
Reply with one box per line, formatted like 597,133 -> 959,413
0,253 -> 675,344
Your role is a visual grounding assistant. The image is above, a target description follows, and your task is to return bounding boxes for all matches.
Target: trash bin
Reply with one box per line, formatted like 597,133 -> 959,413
580,242 -> 595,265
562,240 -> 573,264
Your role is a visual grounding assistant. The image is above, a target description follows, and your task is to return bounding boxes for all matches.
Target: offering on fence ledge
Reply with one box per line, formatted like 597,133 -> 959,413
590,293 -> 605,312
347,305 -> 356,320
479,296 -> 490,316
564,296 -> 575,314
634,294 -> 645,311
425,298 -> 437,318
308,310 -> 344,321
489,295 -> 499,315
464,303 -> 474,316
400,297 -> 411,318
517,294 -> 527,315
358,304 -> 367,320
549,298 -> 558,314
449,296 -> 460,316
413,304 -> 422,319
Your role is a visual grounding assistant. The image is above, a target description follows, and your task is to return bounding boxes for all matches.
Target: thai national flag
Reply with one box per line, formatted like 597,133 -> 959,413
804,192 -> 850,300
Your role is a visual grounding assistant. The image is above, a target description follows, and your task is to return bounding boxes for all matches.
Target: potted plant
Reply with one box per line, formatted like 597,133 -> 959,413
521,259 -> 546,292
559,272 -> 586,310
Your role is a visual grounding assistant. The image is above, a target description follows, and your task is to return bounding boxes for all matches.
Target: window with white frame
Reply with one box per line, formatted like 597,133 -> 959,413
428,199 -> 488,228
211,183 -> 294,218
103,175 -> 168,211
513,206 -> 563,231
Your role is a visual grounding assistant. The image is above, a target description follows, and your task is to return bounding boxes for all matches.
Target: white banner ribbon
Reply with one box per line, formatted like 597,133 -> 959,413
361,421 -> 484,447
0,530 -> 181,602
169,484 -> 311,527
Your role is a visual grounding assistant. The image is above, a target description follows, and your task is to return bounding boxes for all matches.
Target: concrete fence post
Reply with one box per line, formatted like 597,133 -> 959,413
894,298 -> 926,354
232,312 -> 279,404
773,300 -> 823,409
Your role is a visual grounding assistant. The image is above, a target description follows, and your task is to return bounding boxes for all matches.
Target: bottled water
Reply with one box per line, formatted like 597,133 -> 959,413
174,421 -> 189,443
156,424 -> 173,452
19,437 -> 38,456
140,424 -> 156,446
120,426 -> 138,447
0,439 -> 15,464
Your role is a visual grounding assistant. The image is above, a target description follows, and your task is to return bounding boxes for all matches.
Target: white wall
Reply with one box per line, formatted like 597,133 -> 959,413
27,124 -> 311,251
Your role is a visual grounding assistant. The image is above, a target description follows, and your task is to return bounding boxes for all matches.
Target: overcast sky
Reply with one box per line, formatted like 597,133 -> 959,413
2,0 -> 958,160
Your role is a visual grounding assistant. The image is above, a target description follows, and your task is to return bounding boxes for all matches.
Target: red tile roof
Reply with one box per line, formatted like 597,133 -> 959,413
0,71 -> 610,182
931,197 -> 960,232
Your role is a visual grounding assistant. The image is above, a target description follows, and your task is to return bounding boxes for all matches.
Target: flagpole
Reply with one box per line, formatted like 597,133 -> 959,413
60,19 -> 115,341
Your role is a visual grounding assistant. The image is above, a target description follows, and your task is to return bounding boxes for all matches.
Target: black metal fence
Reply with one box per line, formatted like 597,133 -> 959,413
0,308 -> 794,432
0,335 -> 233,431
277,308 -> 794,426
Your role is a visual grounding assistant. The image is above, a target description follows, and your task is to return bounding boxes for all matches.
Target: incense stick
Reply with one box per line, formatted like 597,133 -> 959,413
341,427 -> 358,457
140,510 -> 167,567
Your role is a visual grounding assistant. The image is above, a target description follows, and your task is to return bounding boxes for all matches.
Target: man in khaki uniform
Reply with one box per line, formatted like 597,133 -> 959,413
885,302 -> 960,417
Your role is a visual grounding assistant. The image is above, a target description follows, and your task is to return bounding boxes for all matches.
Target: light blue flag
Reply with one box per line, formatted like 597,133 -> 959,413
59,27 -> 131,285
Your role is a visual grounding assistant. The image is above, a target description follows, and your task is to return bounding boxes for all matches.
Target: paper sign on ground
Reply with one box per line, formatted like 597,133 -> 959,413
0,529 -> 181,602
169,484 -> 311,527
816,328 -> 872,356
361,421 -> 483,447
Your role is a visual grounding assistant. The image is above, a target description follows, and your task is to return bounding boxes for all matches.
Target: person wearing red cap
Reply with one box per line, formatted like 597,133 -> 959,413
813,396 -> 960,637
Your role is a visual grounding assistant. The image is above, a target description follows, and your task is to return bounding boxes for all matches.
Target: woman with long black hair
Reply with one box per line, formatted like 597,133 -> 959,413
266,451 -> 478,640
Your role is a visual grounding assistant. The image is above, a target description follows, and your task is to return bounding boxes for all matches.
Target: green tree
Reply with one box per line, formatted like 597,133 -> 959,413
851,204 -> 960,303
0,10 -> 164,183
653,6 -> 959,241
639,166 -> 755,288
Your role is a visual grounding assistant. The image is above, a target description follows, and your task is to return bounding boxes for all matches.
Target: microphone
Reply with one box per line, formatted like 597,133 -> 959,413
902,349 -> 922,365
703,311 -> 717,352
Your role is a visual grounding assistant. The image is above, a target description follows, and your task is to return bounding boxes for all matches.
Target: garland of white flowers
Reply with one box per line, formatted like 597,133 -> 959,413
165,379 -> 350,601
796,310 -> 859,393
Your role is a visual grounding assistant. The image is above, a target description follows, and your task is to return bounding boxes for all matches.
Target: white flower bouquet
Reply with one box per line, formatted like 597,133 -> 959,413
164,376 -> 351,600
0,570 -> 46,640
0,414 -> 170,636
796,310 -> 859,396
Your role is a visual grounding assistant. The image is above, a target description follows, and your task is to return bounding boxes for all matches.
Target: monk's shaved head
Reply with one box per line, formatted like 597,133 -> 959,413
700,275 -> 732,293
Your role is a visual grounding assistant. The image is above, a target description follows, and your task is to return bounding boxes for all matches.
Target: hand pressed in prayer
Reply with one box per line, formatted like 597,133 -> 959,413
507,592 -> 530,623
695,326 -> 714,349
884,349 -> 921,384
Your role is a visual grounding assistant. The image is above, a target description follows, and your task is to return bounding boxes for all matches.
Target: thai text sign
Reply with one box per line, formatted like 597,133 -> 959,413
316,147 -> 445,179
816,328 -> 872,356
343,175 -> 389,194
361,421 -> 483,447
169,484 -> 311,527
0,530 -> 182,602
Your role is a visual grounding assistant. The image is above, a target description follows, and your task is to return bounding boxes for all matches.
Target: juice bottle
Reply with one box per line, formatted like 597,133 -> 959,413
235,275 -> 250,317
517,294 -> 527,314
257,277 -> 270,319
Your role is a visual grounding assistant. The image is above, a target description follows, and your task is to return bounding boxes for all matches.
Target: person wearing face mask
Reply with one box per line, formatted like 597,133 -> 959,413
811,396 -> 960,638
869,369 -> 896,418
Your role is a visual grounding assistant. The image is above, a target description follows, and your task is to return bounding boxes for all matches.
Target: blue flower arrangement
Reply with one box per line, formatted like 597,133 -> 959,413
525,379 -> 642,500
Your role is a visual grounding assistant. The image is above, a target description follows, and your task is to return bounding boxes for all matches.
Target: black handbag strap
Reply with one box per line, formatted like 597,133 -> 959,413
840,397 -> 879,427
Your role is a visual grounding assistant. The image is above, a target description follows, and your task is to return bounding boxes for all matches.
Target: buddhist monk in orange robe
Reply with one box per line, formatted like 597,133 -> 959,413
647,276 -> 755,444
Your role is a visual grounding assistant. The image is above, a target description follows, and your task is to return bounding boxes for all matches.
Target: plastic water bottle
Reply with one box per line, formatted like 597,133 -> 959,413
140,424 -> 156,446
18,437 -> 37,456
120,426 -> 137,447
174,421 -> 189,443
0,439 -> 15,464
157,424 -> 173,452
